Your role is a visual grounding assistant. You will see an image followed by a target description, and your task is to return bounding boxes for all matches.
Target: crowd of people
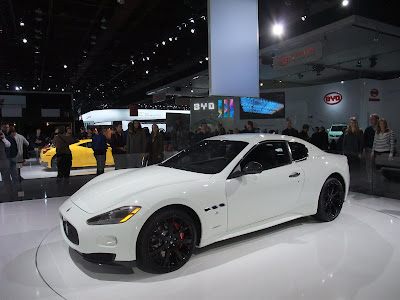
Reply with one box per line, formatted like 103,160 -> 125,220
0,113 -> 397,188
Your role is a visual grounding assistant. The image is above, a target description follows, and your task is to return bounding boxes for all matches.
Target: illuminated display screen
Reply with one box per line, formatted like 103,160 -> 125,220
218,99 -> 234,119
240,92 -> 285,119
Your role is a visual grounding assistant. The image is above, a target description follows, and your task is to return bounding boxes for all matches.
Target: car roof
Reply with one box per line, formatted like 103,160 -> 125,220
206,134 -> 325,154
207,133 -> 303,144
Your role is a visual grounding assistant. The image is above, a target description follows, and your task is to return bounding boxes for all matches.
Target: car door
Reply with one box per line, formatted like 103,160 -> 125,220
75,141 -> 96,167
226,141 -> 305,231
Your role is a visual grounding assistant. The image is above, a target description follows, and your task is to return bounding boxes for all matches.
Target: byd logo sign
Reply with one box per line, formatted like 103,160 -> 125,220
324,92 -> 342,105
194,102 -> 215,111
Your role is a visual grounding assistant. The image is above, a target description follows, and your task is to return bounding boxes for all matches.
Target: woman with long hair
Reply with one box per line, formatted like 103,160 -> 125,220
372,118 -> 395,161
343,117 -> 364,173
126,120 -> 147,168
150,124 -> 164,165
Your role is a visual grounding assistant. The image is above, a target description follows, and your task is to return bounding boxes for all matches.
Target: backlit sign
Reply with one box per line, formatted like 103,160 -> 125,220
218,99 -> 234,118
273,42 -> 322,70
194,102 -> 215,110
324,92 -> 343,105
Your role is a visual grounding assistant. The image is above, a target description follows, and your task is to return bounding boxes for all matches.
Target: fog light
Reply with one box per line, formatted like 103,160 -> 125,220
96,236 -> 118,247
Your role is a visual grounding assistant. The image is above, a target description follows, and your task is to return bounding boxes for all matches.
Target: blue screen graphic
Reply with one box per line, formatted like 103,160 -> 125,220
240,97 -> 282,114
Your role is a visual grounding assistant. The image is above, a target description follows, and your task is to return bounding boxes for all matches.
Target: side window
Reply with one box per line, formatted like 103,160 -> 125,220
289,142 -> 308,161
78,143 -> 87,148
86,142 -> 93,148
240,141 -> 291,171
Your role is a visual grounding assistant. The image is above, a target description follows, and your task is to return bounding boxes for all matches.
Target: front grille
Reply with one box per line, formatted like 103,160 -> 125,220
62,218 -> 79,245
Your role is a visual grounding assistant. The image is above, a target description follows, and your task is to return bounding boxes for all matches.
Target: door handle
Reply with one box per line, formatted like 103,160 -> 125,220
289,172 -> 300,178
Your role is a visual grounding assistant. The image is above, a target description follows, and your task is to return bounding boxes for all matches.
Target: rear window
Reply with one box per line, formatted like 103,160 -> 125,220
331,126 -> 346,131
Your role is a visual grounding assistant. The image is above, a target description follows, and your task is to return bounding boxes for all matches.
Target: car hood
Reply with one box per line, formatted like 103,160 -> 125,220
70,166 -> 211,214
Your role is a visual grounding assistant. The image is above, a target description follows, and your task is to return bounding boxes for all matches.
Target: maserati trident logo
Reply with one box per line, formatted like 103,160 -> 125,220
324,92 -> 342,105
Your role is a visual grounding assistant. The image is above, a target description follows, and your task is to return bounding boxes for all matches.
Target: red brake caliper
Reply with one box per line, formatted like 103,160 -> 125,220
174,222 -> 184,248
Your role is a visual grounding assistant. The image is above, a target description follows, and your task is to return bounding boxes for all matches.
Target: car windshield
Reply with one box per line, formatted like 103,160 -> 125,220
160,140 -> 248,174
331,125 -> 346,131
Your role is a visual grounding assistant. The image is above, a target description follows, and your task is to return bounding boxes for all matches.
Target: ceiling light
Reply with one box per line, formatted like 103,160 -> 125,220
20,21 -> 25,26
48,88 -> 51,91
301,16 -> 307,21
61,88 -> 64,91
341,81 -> 344,84
162,41 -> 166,45
33,87 -> 35,90
145,70 -> 149,74
15,86 -> 20,91
131,60 -> 134,65
205,57 -> 209,61
64,64 -> 67,69
191,89 -> 194,93
100,25 -> 107,30
191,28 -> 195,33
272,24 -> 284,36
169,37 -> 173,42
177,26 -> 182,30
201,16 -> 206,20
22,38 -> 27,43
175,37 -> 178,41
146,56 -> 150,60
260,82 -> 264,87
117,0 -> 125,4
342,0 -> 349,7
182,23 -> 187,28
199,60 -> 203,64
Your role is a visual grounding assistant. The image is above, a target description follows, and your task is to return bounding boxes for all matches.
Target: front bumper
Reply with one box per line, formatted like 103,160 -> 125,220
59,198 -> 142,261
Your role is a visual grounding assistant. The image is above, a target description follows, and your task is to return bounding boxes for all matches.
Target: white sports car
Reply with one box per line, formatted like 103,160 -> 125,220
59,134 -> 349,273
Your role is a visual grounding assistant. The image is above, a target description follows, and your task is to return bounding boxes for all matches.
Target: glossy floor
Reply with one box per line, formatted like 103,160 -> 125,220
1,192 -> 400,300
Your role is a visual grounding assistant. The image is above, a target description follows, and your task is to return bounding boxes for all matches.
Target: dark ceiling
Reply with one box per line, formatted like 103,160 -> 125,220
1,0 -> 400,114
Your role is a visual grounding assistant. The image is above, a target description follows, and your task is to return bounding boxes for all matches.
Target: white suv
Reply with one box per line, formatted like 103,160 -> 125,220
327,124 -> 347,143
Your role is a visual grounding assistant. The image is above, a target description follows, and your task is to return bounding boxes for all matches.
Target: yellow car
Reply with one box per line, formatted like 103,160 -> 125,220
40,139 -> 114,170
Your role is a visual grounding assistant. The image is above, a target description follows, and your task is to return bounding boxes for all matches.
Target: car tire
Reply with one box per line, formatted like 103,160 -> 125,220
314,177 -> 344,222
136,208 -> 197,274
51,156 -> 58,171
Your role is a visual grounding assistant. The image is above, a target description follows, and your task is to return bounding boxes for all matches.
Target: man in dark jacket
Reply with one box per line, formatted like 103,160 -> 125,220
171,116 -> 189,151
110,124 -> 126,170
282,119 -> 299,137
364,114 -> 379,181
242,120 -> 256,133
52,126 -> 76,183
92,126 -> 108,175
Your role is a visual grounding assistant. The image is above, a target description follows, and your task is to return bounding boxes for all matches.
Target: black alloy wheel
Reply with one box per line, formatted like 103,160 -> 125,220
314,177 -> 344,222
137,209 -> 197,273
51,156 -> 58,171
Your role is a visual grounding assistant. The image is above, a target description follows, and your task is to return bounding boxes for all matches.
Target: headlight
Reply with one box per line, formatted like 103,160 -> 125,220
86,206 -> 141,225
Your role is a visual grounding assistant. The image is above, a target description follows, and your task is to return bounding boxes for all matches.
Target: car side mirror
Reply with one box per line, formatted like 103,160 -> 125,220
243,161 -> 263,175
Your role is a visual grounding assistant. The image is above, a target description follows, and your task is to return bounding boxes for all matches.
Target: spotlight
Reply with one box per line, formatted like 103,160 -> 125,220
169,37 -> 173,42
272,24 -> 284,36
22,38 -> 27,43
341,81 -> 344,84
191,28 -> 195,34
20,21 -> 25,26
162,41 -> 166,45
369,56 -> 377,68
205,57 -> 209,61
342,0 -> 349,6
301,16 -> 307,21
15,86 -> 20,91
64,64 -> 67,69
191,89 -> 194,93
131,60 -> 134,65
260,82 -> 264,87
356,60 -> 362,67
145,70 -> 149,74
